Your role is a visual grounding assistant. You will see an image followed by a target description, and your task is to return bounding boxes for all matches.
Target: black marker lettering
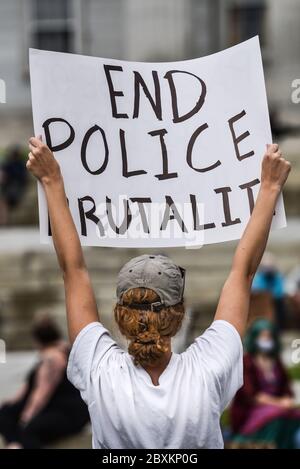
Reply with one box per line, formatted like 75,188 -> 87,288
187,123 -> 221,173
78,196 -> 104,236
161,195 -> 187,232
130,197 -> 152,233
164,70 -> 207,123
190,194 -> 215,230
228,110 -> 254,161
43,118 -> 75,152
239,178 -> 260,214
81,125 -> 109,175
133,71 -> 162,120
103,65 -> 128,119
214,186 -> 241,227
120,129 -> 147,178
148,128 -> 178,180
106,196 -> 132,234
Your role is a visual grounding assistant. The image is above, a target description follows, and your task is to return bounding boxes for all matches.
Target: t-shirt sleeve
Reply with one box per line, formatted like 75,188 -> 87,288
186,319 -> 243,411
67,321 -> 119,403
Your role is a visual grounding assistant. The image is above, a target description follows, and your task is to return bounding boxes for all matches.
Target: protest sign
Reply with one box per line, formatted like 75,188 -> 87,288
30,36 -> 286,248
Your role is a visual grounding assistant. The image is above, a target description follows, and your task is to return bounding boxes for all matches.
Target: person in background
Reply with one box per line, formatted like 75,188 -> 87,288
230,319 -> 300,449
252,253 -> 286,329
0,314 -> 89,449
0,144 -> 27,225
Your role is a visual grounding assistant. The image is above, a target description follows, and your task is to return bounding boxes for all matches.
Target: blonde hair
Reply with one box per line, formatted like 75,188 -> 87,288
114,288 -> 185,367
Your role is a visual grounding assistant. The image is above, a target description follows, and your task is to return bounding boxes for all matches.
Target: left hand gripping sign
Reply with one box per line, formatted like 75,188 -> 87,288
29,36 -> 286,248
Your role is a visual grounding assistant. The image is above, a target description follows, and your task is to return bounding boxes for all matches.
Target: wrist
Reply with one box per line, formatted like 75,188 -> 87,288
260,181 -> 281,197
41,172 -> 63,188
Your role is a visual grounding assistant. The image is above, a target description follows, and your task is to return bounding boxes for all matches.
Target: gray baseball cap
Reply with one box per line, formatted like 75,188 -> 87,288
116,254 -> 185,311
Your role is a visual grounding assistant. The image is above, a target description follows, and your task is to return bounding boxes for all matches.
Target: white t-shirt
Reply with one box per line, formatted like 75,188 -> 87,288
67,319 -> 243,449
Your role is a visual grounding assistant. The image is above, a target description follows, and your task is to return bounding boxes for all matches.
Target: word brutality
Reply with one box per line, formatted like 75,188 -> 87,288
43,65 -> 258,238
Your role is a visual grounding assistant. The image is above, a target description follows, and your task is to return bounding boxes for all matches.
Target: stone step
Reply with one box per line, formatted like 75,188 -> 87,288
1,219 -> 300,349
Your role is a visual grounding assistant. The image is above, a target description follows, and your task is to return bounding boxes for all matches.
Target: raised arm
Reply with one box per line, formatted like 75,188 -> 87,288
214,144 -> 291,336
27,137 -> 99,343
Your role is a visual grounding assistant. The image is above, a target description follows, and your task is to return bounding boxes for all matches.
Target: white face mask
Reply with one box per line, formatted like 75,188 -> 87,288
256,338 -> 275,353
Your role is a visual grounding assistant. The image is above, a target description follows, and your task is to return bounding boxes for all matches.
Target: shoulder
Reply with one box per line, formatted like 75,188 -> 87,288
184,320 -> 243,372
184,321 -> 244,411
70,322 -> 119,364
196,320 -> 242,353
67,322 -> 123,395
41,347 -> 67,371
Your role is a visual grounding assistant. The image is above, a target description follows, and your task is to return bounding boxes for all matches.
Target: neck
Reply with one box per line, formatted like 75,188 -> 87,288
142,348 -> 172,386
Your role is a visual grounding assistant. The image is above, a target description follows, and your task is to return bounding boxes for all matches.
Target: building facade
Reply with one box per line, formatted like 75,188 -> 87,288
0,0 -> 299,146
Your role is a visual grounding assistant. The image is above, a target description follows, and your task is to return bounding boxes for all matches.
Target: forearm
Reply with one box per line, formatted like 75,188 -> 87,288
255,392 -> 293,408
43,177 -> 99,340
21,390 -> 50,420
255,392 -> 279,406
215,185 -> 280,335
232,184 -> 280,279
27,138 -> 99,342
42,177 -> 85,273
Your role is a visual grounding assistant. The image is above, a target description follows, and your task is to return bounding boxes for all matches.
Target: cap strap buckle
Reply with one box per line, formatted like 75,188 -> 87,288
117,301 -> 164,312
150,301 -> 164,312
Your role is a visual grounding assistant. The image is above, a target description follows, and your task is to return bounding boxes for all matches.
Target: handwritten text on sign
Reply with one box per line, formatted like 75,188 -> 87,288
29,37 -> 286,247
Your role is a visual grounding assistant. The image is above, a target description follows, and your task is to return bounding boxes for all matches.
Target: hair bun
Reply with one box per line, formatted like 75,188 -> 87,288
114,287 -> 185,366
136,330 -> 160,345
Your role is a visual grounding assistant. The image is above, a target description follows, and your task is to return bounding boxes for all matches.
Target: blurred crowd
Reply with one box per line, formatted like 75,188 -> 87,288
228,318 -> 300,449
251,252 -> 300,330
0,145 -> 27,226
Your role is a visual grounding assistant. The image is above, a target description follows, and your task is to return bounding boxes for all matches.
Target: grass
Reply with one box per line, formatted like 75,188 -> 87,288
221,408 -> 230,428
288,365 -> 300,381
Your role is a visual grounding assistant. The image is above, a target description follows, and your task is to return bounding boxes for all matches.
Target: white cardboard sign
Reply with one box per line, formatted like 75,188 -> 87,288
29,37 -> 286,248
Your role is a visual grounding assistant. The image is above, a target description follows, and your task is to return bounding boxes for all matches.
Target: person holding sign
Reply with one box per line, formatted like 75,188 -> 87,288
26,137 -> 290,449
